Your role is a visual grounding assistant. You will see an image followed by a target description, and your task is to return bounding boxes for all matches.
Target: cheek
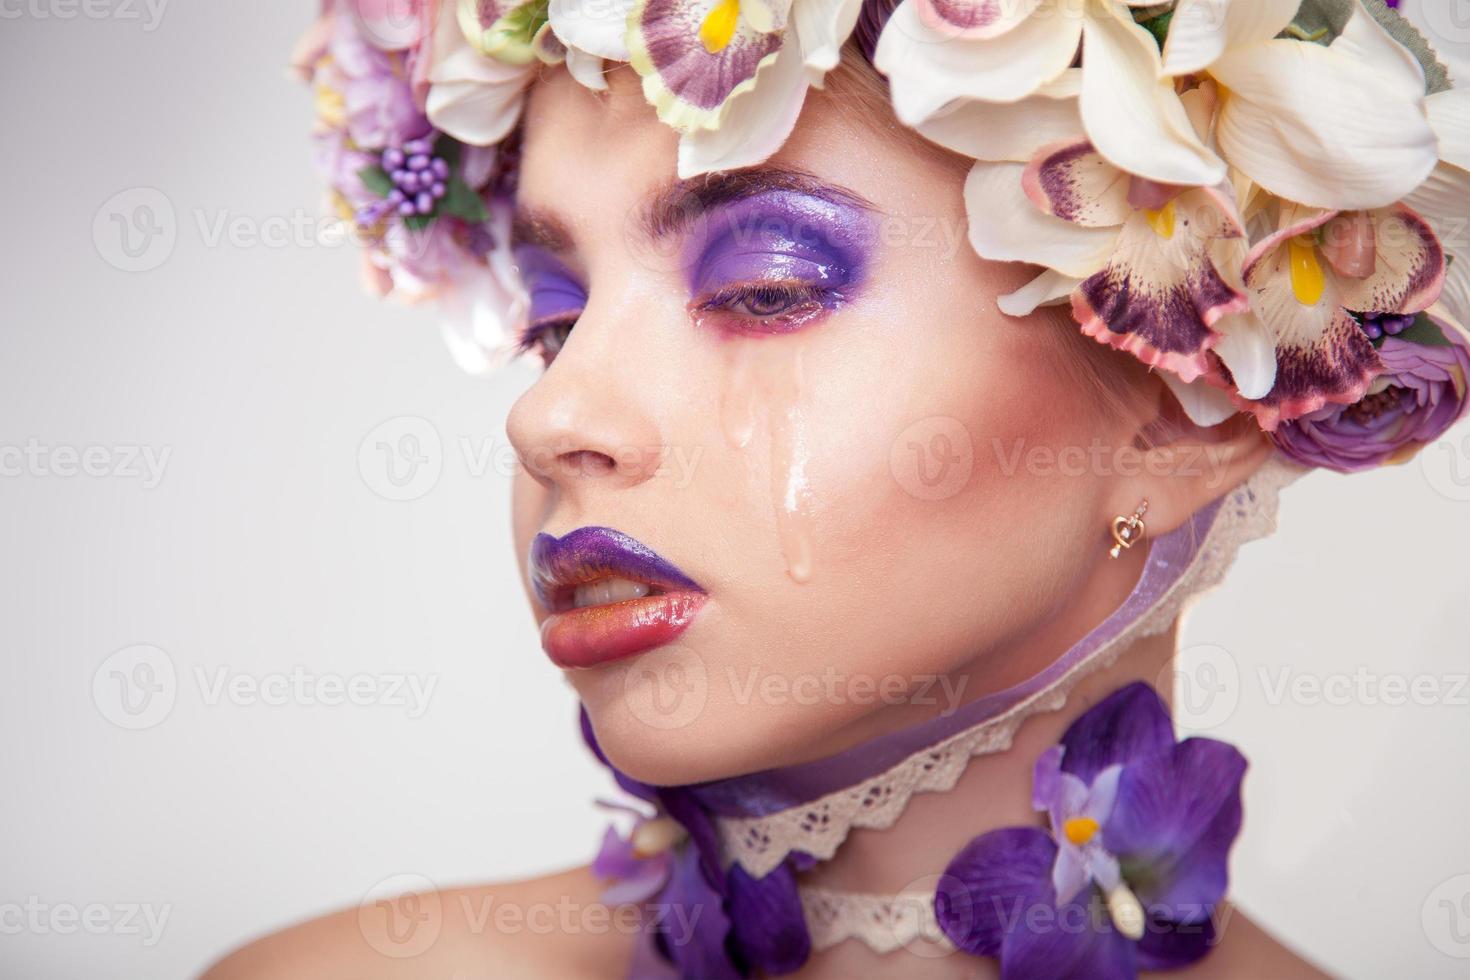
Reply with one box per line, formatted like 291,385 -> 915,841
806,284 -> 1108,558
768,279 -> 1114,677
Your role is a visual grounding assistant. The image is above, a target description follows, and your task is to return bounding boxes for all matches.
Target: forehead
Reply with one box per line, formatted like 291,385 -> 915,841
517,65 -> 681,211
513,61 -> 970,239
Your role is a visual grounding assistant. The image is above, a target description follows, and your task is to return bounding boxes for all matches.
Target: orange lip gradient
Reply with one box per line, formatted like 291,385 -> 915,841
540,592 -> 707,669
529,527 -> 708,669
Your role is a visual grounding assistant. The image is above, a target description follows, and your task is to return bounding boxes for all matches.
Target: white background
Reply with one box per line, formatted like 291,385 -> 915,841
2,3 -> 1469,978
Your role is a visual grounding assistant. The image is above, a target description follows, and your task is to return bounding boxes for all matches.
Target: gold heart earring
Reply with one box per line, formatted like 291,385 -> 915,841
1108,499 -> 1149,558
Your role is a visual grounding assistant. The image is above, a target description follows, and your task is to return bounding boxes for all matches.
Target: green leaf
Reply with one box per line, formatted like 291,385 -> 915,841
439,177 -> 489,224
403,213 -> 434,232
1395,311 -> 1453,347
1137,9 -> 1172,50
357,165 -> 394,198
433,136 -> 462,170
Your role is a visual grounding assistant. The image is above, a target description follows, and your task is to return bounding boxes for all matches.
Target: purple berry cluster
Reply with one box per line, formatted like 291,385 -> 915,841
381,136 -> 450,217
1359,311 -> 1416,340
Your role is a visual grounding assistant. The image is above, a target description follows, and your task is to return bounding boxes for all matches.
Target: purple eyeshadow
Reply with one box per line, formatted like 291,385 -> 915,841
513,244 -> 586,323
685,190 -> 875,303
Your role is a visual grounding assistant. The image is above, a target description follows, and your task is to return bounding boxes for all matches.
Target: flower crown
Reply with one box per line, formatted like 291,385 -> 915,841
294,0 -> 1470,475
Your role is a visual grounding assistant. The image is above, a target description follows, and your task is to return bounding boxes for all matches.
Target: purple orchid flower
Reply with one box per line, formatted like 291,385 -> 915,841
591,801 -> 682,905
935,683 -> 1246,980
578,707 -> 813,977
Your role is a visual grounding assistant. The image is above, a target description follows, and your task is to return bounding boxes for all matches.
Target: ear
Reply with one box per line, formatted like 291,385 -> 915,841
1107,380 -> 1277,542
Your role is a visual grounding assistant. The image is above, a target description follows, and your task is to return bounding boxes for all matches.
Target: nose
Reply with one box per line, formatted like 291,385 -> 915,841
506,304 -> 667,495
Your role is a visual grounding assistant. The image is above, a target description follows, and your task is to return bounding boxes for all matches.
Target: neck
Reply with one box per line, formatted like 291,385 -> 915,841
792,623 -> 1179,977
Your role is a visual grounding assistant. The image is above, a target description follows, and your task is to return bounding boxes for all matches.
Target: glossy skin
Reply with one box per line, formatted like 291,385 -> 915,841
203,58 -> 1325,980
505,64 -> 1270,787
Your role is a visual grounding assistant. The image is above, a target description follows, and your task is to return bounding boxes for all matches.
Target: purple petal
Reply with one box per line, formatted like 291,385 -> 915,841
1032,745 -> 1066,813
657,787 -> 726,894
726,862 -> 811,975
1000,895 -> 1137,980
935,827 -> 1056,957
1271,327 -> 1470,473
601,856 -> 673,906
1058,683 -> 1175,784
1104,737 -> 1246,917
592,825 -> 641,881
653,846 -> 740,980
1136,909 -> 1217,971
1052,843 -> 1089,906
1084,765 -> 1123,824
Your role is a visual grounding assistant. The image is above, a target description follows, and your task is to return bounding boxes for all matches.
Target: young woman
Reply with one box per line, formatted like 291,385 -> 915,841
207,0 -> 1468,975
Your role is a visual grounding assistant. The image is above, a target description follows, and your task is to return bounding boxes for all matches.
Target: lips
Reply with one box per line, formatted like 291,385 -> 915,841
529,526 -> 707,669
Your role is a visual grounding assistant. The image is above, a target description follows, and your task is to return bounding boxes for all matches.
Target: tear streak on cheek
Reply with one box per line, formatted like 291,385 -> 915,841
719,338 -> 817,585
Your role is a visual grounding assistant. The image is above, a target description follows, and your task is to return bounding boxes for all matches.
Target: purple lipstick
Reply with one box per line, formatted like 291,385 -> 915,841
529,527 -> 707,669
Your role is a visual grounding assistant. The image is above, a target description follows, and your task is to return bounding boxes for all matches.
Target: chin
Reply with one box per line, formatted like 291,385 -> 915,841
571,659 -> 812,786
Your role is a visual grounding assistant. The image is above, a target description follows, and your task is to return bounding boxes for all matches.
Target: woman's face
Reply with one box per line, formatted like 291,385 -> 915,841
507,63 -> 1148,785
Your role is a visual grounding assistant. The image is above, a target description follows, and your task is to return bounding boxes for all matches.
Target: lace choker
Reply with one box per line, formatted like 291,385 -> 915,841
583,455 -> 1305,976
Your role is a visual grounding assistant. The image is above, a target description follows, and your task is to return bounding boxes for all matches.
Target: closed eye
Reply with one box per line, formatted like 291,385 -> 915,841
693,281 -> 840,333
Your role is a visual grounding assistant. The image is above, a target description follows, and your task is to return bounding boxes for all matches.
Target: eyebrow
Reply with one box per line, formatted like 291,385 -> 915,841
510,166 -> 876,253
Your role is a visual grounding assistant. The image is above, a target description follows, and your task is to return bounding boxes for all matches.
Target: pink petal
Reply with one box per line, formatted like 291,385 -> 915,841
1071,187 -> 1249,383
1023,140 -> 1132,228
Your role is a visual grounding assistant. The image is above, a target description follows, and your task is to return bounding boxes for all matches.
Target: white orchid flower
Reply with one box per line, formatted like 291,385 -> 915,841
425,0 -> 536,145
1405,88 -> 1470,329
1169,0 -> 1438,210
874,0 -> 1225,187
626,0 -> 865,176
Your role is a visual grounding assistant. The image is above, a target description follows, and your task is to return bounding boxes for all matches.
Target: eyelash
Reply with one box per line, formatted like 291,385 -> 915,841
515,281 -> 839,365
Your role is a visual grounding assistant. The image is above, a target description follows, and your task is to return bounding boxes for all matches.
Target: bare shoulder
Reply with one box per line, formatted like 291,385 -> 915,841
200,863 -> 637,980
1174,906 -> 1332,980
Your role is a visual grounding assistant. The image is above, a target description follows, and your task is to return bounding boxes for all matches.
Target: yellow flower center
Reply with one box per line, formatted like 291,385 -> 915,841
699,0 -> 741,53
314,85 -> 346,129
1063,816 -> 1100,846
1144,201 -> 1176,240
1288,235 -> 1327,306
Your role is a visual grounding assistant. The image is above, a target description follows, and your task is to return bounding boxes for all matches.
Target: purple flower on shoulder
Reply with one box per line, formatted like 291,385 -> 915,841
592,801 -> 683,905
1272,315 -> 1470,473
578,707 -> 812,977
935,683 -> 1246,980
